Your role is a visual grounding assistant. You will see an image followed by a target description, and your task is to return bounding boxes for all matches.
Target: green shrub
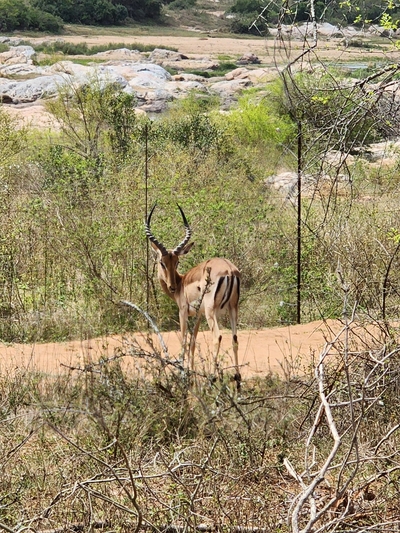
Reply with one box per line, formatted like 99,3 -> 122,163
187,61 -> 239,78
229,13 -> 268,35
32,0 -> 129,25
230,0 -> 263,14
225,84 -> 296,148
284,70 -> 383,152
45,79 -> 138,170
32,40 -> 178,55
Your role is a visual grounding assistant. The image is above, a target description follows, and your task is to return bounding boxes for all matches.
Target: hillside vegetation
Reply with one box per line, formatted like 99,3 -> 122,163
1,0 -> 400,34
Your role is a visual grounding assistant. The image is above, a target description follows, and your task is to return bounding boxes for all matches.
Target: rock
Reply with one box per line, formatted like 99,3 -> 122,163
94,48 -> 142,61
268,22 -> 371,40
165,80 -> 207,97
134,107 -> 147,117
148,48 -> 189,62
172,73 -> 206,82
0,41 -> 275,124
45,61 -> 128,89
165,59 -> 219,71
209,78 -> 252,96
0,63 -> 39,77
5,102 -> 60,130
132,63 -> 172,79
0,75 -> 67,104
318,22 -> 341,37
265,172 -> 298,197
225,67 -> 249,80
45,60 -> 94,77
265,170 -> 352,200
237,53 -> 260,64
137,97 -> 170,113
246,68 -> 279,83
0,45 -> 36,65
128,71 -> 170,91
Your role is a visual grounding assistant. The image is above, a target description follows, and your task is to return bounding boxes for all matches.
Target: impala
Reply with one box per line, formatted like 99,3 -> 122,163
145,204 -> 241,388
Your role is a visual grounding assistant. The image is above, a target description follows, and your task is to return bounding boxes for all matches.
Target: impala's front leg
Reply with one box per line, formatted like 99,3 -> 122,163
178,306 -> 189,370
205,310 -> 222,379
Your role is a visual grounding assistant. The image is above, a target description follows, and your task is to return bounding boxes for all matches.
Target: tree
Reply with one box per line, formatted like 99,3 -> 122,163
111,0 -> 162,19
32,0 -> 129,25
0,0 -> 63,31
44,77 -> 138,184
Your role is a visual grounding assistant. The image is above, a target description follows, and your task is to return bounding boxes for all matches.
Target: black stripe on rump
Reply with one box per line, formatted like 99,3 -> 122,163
214,276 -> 226,305
221,276 -> 234,309
215,275 -> 240,310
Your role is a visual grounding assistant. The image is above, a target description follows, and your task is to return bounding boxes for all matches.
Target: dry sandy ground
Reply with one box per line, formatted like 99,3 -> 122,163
0,319 -> 387,381
31,33 -> 399,63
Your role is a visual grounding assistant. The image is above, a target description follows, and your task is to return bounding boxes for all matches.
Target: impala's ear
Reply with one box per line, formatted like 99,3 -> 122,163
176,242 -> 194,256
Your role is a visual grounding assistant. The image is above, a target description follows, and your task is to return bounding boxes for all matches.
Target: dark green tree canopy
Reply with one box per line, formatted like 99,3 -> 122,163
32,0 -> 130,25
0,0 -> 142,29
0,0 -> 63,31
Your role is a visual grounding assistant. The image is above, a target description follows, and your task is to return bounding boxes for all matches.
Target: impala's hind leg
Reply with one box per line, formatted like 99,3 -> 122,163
188,316 -> 201,388
229,304 -> 240,391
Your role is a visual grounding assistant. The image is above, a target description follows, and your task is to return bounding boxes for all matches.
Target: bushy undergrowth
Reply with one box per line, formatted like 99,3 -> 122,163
0,360 -> 296,529
1,320 -> 400,530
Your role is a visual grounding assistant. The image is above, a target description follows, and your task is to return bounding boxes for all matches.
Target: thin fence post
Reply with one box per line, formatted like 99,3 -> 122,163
145,123 -> 150,316
297,119 -> 302,324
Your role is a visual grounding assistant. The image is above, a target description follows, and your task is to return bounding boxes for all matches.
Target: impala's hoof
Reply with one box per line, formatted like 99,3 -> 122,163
208,374 -> 217,385
233,373 -> 242,391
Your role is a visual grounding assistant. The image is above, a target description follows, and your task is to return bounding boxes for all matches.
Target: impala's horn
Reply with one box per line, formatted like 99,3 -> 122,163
173,204 -> 192,255
144,204 -> 169,256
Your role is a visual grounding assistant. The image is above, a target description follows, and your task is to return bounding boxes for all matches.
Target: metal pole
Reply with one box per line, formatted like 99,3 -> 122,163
297,120 -> 302,324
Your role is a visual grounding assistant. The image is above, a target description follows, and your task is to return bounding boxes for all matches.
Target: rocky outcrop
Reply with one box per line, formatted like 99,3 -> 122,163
265,171 -> 352,201
0,43 -> 266,116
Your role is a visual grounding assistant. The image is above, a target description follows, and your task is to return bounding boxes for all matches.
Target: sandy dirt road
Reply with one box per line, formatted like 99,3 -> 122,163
0,319 -> 384,380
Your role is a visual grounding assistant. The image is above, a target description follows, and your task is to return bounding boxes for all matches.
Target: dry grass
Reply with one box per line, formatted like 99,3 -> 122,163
1,319 -> 400,532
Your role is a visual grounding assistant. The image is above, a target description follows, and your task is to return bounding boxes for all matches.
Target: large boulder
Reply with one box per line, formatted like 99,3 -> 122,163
148,48 -> 189,62
93,48 -> 143,61
45,61 -> 128,89
0,75 -> 67,104
0,63 -> 39,77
